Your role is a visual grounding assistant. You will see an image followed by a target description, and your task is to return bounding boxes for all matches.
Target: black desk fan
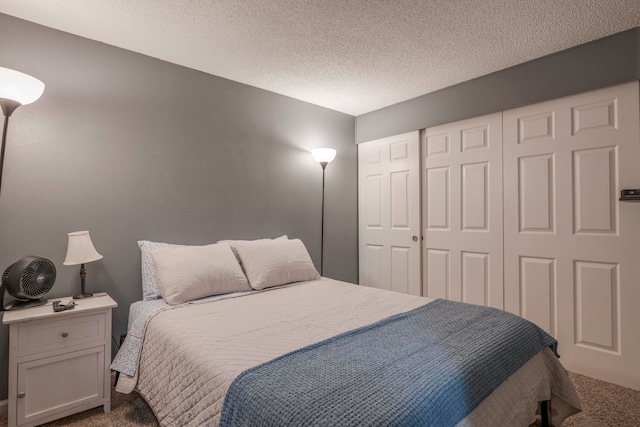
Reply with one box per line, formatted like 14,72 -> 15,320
1,256 -> 56,311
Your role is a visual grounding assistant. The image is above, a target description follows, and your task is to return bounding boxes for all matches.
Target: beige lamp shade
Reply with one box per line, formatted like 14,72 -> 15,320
63,231 -> 103,265
0,67 -> 45,105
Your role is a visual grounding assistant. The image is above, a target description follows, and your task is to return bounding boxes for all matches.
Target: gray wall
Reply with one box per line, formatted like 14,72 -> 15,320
0,14 -> 357,400
357,27 -> 640,143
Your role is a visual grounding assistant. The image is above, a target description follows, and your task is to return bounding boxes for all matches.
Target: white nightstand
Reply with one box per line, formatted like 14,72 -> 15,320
2,293 -> 117,427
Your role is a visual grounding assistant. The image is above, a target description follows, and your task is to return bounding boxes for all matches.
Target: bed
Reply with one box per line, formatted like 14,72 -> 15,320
111,238 -> 581,426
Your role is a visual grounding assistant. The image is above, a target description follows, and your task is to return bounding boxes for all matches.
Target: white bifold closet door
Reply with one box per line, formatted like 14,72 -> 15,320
503,81 -> 640,390
357,82 -> 640,390
422,113 -> 504,309
358,131 -> 422,296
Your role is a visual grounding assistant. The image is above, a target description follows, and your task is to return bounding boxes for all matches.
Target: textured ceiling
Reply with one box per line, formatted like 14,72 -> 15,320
1,1 -> 639,116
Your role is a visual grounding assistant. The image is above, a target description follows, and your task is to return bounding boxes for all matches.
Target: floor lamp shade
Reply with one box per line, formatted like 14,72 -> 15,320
0,67 -> 45,111
64,231 -> 103,299
312,148 -> 337,166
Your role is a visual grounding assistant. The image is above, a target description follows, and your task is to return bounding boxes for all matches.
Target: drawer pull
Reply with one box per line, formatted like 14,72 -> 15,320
61,332 -> 69,337
17,392 -> 25,399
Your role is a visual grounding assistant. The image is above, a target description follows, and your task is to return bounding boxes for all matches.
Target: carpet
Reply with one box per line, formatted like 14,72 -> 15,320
0,371 -> 638,426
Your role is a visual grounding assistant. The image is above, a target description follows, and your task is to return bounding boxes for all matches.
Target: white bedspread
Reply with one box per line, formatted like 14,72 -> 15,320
117,278 -> 581,426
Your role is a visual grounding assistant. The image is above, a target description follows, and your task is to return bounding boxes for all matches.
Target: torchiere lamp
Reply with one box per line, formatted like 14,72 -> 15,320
63,231 -> 103,299
0,67 -> 45,198
311,148 -> 337,276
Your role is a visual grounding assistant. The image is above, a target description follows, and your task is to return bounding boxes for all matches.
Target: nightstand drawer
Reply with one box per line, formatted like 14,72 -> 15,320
17,313 -> 106,357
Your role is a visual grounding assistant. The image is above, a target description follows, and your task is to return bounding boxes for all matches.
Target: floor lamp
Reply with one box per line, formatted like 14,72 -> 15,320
312,148 -> 337,276
0,67 -> 45,199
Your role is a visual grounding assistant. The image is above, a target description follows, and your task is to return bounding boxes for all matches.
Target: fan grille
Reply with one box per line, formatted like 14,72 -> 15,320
21,259 -> 56,297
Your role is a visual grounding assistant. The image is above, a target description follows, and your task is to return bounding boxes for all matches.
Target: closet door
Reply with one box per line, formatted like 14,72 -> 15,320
423,113 -> 503,308
358,131 -> 421,296
503,81 -> 640,390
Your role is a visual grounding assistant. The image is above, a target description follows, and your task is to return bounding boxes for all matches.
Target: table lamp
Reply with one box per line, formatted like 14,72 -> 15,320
63,231 -> 103,299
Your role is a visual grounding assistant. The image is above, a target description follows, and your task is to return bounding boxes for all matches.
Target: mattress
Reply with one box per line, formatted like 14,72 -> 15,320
116,278 -> 581,426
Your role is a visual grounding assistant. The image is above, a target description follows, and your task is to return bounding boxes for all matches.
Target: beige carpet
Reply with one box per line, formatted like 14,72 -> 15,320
0,371 -> 638,426
557,372 -> 640,427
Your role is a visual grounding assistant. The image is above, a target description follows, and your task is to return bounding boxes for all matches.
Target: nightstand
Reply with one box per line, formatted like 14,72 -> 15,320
2,293 -> 117,427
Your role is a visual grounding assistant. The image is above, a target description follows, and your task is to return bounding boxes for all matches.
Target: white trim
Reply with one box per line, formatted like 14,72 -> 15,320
0,399 -> 8,415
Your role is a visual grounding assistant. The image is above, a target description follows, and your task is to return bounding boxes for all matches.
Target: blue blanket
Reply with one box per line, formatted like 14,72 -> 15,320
220,299 -> 557,427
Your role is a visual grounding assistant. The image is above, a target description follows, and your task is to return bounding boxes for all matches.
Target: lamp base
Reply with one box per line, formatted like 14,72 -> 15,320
73,292 -> 93,300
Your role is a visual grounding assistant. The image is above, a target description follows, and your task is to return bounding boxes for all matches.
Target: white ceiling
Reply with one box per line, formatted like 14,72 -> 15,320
1,1 -> 639,116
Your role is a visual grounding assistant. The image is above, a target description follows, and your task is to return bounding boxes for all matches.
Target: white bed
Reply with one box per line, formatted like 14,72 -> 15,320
114,278 -> 582,426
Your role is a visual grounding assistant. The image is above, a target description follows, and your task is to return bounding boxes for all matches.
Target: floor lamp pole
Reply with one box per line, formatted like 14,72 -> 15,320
320,161 -> 327,276
0,115 -> 9,200
0,99 -> 21,200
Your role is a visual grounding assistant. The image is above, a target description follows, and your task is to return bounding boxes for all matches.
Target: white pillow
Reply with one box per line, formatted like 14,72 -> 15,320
218,235 -> 288,266
139,236 -> 287,300
235,239 -> 320,290
152,242 -> 251,305
139,240 -> 186,300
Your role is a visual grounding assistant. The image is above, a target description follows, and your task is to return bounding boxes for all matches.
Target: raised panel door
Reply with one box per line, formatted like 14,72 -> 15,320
358,131 -> 421,295
423,112 -> 503,308
503,81 -> 640,390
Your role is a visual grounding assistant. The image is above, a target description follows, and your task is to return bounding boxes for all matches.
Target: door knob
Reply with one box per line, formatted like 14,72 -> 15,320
17,392 -> 25,399
412,236 -> 418,242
